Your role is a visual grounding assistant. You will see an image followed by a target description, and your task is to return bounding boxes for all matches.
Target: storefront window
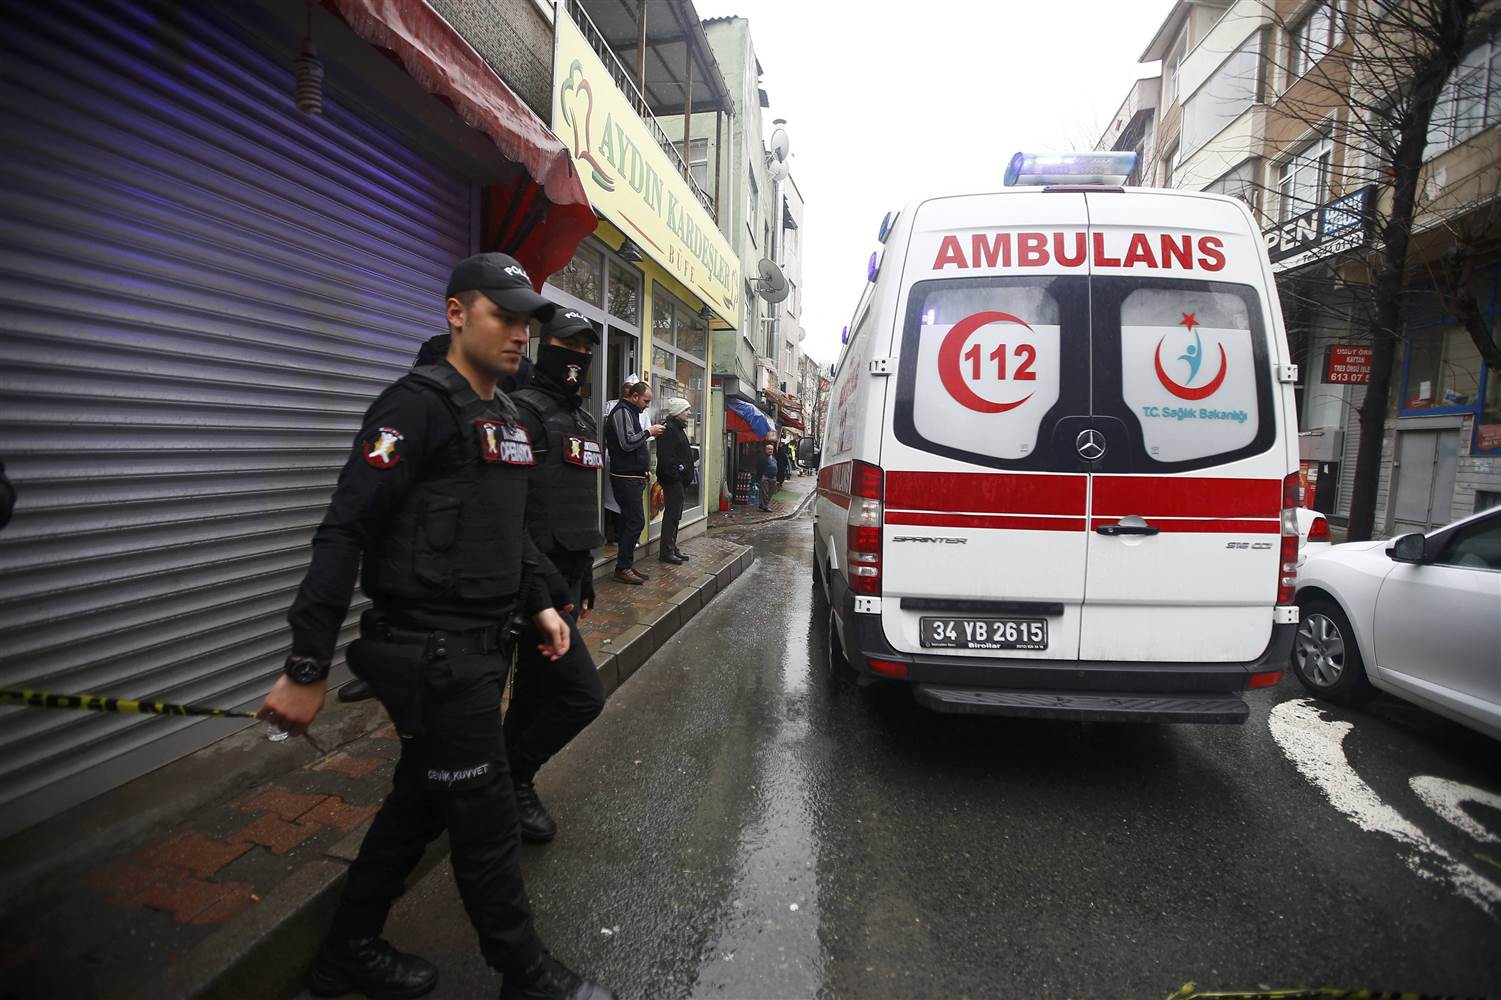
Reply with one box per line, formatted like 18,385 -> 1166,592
1478,371 -> 1501,453
1404,323 -> 1481,411
608,263 -> 639,326
550,243 -> 603,306
650,283 -> 709,507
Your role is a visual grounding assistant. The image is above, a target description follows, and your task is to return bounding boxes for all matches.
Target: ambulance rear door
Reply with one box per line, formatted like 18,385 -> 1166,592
1078,191 -> 1291,663
880,191 -> 1092,662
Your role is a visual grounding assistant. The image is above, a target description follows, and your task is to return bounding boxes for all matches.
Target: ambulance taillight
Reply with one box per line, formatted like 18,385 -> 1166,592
846,461 -> 884,596
1278,473 -> 1301,606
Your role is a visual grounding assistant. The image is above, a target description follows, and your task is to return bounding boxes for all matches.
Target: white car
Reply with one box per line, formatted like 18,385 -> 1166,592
1291,506 -> 1501,740
1294,507 -> 1331,570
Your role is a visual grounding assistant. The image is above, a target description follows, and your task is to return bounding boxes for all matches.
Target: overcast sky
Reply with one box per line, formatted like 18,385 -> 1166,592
692,0 -> 1178,365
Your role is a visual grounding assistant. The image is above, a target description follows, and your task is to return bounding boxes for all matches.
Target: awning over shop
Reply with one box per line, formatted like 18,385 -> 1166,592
327,0 -> 596,283
727,399 -> 775,442
778,408 -> 805,432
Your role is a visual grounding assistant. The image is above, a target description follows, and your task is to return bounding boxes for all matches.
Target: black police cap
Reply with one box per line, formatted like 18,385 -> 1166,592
445,253 -> 556,320
539,308 -> 600,344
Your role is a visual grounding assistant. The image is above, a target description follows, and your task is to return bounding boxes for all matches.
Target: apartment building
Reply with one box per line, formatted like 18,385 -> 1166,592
1103,0 -> 1501,533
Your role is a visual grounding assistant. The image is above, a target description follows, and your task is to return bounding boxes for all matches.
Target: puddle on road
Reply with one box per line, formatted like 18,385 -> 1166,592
689,541 -> 827,999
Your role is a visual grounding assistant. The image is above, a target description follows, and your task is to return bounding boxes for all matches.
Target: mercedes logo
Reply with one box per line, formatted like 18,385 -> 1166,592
1075,428 -> 1107,461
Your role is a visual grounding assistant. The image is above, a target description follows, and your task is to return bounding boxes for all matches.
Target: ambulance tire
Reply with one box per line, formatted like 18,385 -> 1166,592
826,608 -> 857,691
1291,596 -> 1373,705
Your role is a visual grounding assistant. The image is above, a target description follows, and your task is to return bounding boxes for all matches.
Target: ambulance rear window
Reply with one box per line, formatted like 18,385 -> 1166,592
892,276 -> 1089,470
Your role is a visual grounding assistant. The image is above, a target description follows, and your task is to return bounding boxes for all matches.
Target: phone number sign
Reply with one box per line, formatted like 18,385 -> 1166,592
1323,344 -> 1373,385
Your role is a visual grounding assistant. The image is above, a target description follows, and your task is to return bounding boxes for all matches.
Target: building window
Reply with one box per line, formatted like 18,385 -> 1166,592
747,170 -> 759,244
608,262 -> 640,326
1290,2 -> 1345,80
1403,322 -> 1482,412
649,284 -> 709,506
1163,37 -> 1185,106
1276,136 -> 1332,222
1161,142 -> 1178,187
674,137 -> 710,193
547,242 -> 604,307
1427,30 -> 1501,157
1180,33 -> 1262,157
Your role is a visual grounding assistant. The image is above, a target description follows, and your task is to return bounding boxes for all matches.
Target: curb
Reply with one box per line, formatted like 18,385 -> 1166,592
712,484 -> 816,529
140,541 -> 756,999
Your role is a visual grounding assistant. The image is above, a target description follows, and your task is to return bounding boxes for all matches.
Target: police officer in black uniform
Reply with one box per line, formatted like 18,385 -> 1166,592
258,253 -> 614,1000
506,308 -> 607,842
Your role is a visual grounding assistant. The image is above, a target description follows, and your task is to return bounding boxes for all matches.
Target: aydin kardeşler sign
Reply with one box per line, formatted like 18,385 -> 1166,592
553,11 -> 738,322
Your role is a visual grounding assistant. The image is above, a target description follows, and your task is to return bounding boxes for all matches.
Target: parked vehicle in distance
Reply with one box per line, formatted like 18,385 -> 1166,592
1292,506 -> 1501,740
1295,507 -> 1332,571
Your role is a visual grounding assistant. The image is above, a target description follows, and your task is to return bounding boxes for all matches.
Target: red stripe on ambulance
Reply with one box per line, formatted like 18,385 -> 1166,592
884,471 -> 1087,515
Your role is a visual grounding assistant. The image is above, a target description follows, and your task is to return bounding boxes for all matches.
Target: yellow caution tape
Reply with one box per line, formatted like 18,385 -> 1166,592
0,686 -> 256,719
1168,983 -> 1488,999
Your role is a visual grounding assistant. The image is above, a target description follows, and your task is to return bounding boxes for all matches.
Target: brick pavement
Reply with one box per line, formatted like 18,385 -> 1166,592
708,472 -> 816,529
0,533 -> 751,1000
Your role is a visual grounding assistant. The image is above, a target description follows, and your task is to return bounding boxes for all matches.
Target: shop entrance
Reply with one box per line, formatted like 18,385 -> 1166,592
1391,427 -> 1460,533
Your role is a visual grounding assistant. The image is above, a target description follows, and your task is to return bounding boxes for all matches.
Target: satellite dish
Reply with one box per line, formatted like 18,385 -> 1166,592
754,258 -> 789,304
770,126 -> 790,164
768,158 -> 789,182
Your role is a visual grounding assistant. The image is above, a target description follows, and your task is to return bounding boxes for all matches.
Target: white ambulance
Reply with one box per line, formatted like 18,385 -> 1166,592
814,153 -> 1301,724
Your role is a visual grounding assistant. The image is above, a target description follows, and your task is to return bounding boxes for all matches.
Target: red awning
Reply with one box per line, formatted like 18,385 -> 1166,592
778,407 -> 805,432
326,0 -> 596,285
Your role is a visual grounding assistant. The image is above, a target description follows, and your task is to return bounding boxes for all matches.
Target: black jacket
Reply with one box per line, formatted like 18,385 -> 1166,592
606,399 -> 652,474
656,419 -> 693,484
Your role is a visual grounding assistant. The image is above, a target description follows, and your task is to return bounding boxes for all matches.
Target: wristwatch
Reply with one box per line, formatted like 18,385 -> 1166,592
284,654 -> 331,685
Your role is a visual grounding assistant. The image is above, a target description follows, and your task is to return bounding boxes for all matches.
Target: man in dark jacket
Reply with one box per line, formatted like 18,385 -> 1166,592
654,397 -> 694,564
506,309 -> 607,843
604,380 -> 662,584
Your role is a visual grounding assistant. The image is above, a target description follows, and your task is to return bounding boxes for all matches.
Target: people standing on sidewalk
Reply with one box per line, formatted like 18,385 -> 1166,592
257,253 -> 614,1000
604,379 -> 662,585
655,397 -> 694,565
754,442 -> 779,512
507,309 -> 607,844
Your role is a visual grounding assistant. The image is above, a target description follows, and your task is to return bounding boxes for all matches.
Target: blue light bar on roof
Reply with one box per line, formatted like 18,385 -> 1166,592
1004,151 -> 1137,187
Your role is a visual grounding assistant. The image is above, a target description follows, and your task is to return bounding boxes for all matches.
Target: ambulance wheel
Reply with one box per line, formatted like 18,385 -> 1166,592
1292,596 -> 1372,704
826,608 -> 856,691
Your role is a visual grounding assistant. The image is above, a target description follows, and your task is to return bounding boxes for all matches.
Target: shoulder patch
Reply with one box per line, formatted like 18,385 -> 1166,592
477,419 -> 535,465
364,427 -> 405,469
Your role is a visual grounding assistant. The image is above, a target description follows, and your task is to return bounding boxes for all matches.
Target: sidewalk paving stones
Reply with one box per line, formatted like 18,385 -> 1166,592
0,531 -> 754,1000
708,473 -> 817,529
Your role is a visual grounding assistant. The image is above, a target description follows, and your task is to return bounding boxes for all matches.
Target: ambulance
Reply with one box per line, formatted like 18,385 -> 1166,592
813,152 -> 1301,724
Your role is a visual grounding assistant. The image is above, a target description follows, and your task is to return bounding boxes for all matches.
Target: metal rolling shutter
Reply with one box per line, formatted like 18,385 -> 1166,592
0,0 -> 472,834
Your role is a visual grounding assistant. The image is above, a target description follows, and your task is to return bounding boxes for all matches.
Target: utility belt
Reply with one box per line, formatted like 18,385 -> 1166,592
358,611 -> 514,656
351,609 -> 518,737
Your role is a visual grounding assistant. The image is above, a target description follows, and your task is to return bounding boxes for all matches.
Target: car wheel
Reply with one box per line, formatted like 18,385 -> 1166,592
1292,597 -> 1373,704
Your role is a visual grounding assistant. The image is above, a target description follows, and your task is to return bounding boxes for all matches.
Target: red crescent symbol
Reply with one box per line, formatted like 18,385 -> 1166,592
937,311 -> 1036,413
1154,338 -> 1228,400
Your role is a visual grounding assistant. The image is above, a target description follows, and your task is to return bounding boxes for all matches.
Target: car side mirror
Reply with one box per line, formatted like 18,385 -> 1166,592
1386,532 -> 1429,564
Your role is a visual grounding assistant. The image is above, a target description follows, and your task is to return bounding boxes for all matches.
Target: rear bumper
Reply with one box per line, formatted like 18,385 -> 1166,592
913,687 -> 1251,723
832,576 -> 1295,724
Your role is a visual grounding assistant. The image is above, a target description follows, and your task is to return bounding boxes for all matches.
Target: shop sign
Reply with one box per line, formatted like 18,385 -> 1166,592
1479,423 -> 1501,452
1264,186 -> 1373,273
1323,344 -> 1373,385
553,10 -> 740,325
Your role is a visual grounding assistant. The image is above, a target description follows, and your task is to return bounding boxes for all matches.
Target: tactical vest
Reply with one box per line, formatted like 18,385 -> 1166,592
362,364 -> 536,617
511,386 -> 606,554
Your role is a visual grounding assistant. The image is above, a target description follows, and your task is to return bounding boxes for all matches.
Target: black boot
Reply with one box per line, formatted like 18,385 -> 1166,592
500,952 -> 615,1000
672,548 -> 690,560
309,936 -> 437,999
513,780 -> 557,843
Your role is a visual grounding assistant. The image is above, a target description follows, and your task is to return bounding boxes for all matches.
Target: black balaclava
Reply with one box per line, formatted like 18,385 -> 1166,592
536,342 -> 591,396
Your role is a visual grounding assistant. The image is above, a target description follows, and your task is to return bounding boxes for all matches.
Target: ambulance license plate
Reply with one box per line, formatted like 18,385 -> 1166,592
920,617 -> 1048,651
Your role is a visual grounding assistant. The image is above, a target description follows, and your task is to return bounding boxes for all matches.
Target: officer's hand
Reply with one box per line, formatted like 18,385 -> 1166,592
648,423 -> 666,437
256,675 -> 327,737
579,575 -> 596,621
532,608 -> 570,661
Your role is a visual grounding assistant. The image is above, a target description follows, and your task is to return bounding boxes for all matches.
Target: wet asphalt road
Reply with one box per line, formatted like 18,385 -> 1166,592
377,508 -> 1501,999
